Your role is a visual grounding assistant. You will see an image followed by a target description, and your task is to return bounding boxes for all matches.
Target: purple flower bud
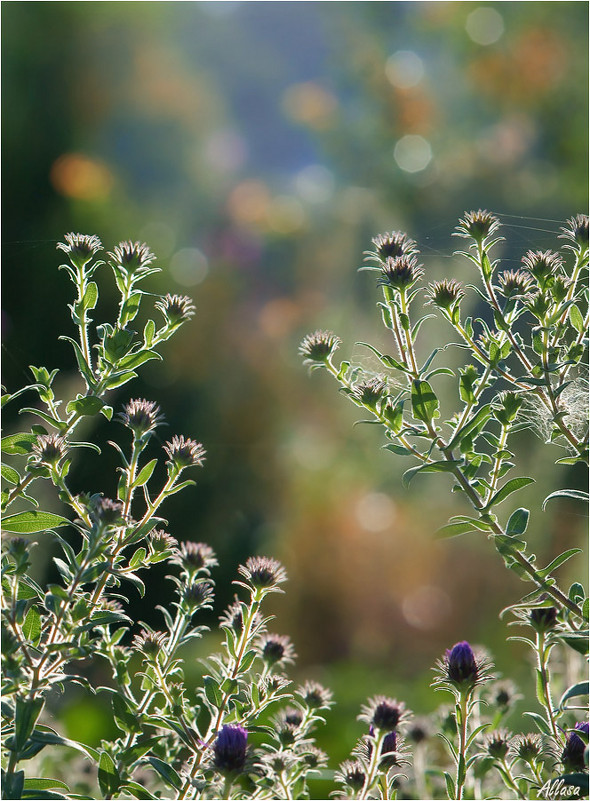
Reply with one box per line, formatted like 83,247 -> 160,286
213,724 -> 248,776
561,722 -> 589,772
445,641 -> 478,689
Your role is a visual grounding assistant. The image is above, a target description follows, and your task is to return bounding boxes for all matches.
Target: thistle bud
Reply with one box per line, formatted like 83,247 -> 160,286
237,556 -> 287,593
379,254 -> 423,292
108,241 -> 156,274
561,722 -> 589,772
529,606 -> 558,632
351,377 -> 387,409
213,724 -> 248,776
360,696 -> 407,731
454,210 -> 501,246
119,399 -> 164,436
299,330 -> 341,364
522,250 -> 563,290
298,680 -> 333,710
435,640 -> 492,694
257,633 -> 296,666
560,213 -> 589,251
31,434 -> 67,466
337,760 -> 366,792
368,231 -> 418,263
426,279 -> 464,310
492,391 -> 523,426
155,293 -> 196,326
497,269 -> 533,298
57,233 -> 103,270
163,436 -> 206,470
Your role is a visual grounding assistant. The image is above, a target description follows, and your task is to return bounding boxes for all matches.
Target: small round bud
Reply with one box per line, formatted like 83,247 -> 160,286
298,680 -> 333,710
511,733 -> 544,764
89,497 -> 125,527
182,582 -> 214,610
492,391 -> 523,426
485,730 -> 512,760
426,279 -> 464,310
368,231 -> 418,263
497,269 -> 533,298
561,722 -> 589,772
147,530 -> 178,556
174,541 -> 217,574
351,377 -> 387,408
360,696 -> 407,731
435,641 -> 492,693
132,630 -> 167,658
337,760 -> 366,792
522,250 -> 563,290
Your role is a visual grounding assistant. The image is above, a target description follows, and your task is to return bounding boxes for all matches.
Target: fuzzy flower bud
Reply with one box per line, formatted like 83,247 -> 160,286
89,497 -> 125,527
492,391 -> 523,426
560,213 -> 589,250
435,641 -> 492,694
497,269 -> 533,298
367,231 -> 418,263
237,556 -> 287,593
351,377 -> 387,409
454,209 -> 501,245
360,696 -> 407,731
337,760 -> 366,792
299,330 -> 341,364
257,633 -> 296,666
511,733 -> 544,764
57,233 -> 103,269
298,680 -> 333,710
522,250 -> 563,290
132,630 -> 167,658
155,293 -> 196,326
426,278 -> 464,310
173,541 -> 217,575
213,724 -> 248,776
163,436 -> 206,470
119,399 -> 164,436
485,730 -> 512,760
108,241 -> 156,273
378,254 -> 423,292
31,434 -> 67,466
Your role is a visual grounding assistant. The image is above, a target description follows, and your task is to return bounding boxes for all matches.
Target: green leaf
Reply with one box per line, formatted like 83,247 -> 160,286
118,350 -> 162,371
144,319 -> 156,348
146,757 -> 181,790
112,693 -> 142,735
357,342 -> 407,372
1,432 -> 39,455
383,442 -> 414,457
204,676 -> 223,707
66,395 -> 105,417
14,697 -> 45,751
2,511 -> 70,534
523,711 -> 552,735
1,465 -> 21,484
506,508 -> 529,537
121,781 -> 157,800
411,379 -> 440,423
569,304 -> 584,333
542,488 -> 589,510
58,336 -> 94,386
558,681 -> 589,710
444,772 -> 455,799
448,404 -> 492,450
18,408 -> 64,430
82,281 -> 98,311
402,460 -> 462,489
483,477 -> 535,510
22,606 -> 42,646
23,779 -> 70,792
103,371 -> 138,390
435,521 -> 477,539
132,459 -> 158,489
538,549 -> 582,580
98,751 -> 121,798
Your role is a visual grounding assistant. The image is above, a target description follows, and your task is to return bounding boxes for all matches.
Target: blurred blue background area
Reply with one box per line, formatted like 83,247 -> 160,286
2,0 -> 588,759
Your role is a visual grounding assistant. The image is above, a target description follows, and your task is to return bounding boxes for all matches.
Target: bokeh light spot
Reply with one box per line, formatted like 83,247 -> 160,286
294,164 -> 335,204
227,180 -> 271,228
394,135 -> 432,173
267,195 -> 306,234
169,248 -> 209,287
282,82 -> 338,129
385,50 -> 425,89
50,153 -> 113,200
402,585 -> 452,630
204,129 -> 248,174
355,492 -> 397,532
466,7 -> 505,46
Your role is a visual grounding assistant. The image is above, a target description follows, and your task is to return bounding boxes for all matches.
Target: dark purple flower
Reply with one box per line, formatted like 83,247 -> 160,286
360,696 -> 408,731
529,606 -> 558,632
444,641 -> 480,690
213,724 -> 248,776
561,722 -> 589,772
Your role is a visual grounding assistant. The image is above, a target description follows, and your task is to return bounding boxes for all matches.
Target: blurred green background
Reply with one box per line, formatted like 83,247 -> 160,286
2,0 -> 588,770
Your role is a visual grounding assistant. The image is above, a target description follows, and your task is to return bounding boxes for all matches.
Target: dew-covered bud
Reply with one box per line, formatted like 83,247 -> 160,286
108,241 -> 156,273
155,293 -> 196,326
213,724 -> 248,776
163,436 -> 206,470
57,233 -> 103,269
119,399 -> 164,436
454,210 -> 501,245
561,722 -> 589,772
379,254 -> 423,291
299,330 -> 341,364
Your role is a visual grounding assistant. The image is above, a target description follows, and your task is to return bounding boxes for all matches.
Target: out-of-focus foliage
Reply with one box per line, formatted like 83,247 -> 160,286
2,1 -> 588,739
